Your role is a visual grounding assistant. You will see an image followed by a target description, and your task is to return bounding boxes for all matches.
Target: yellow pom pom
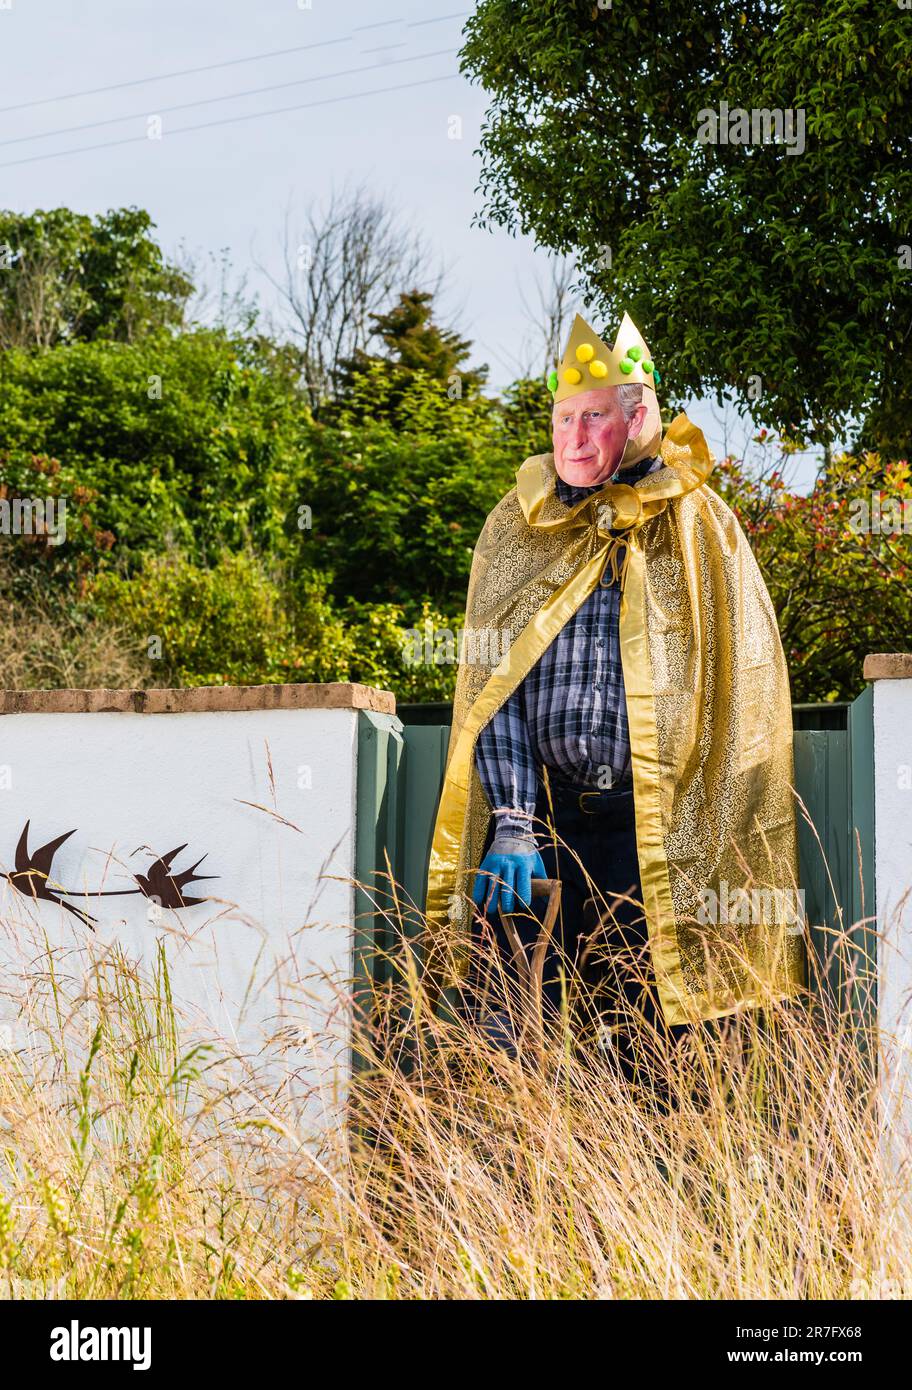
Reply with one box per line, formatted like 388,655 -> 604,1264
562,367 -> 582,385
588,358 -> 608,378
575,342 -> 595,363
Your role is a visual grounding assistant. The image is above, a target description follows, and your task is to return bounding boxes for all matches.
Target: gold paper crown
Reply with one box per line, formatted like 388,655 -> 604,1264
547,312 -> 661,404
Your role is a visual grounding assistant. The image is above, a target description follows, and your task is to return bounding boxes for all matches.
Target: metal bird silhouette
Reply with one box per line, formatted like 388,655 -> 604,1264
4,822 -> 218,923
70,843 -> 218,907
133,844 -> 218,908
4,820 -> 96,929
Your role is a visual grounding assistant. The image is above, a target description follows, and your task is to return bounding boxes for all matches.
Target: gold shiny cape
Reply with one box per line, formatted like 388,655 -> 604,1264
425,414 -> 806,1026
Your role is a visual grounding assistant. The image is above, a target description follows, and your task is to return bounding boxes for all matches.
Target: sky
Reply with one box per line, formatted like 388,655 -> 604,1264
0,0 -> 822,487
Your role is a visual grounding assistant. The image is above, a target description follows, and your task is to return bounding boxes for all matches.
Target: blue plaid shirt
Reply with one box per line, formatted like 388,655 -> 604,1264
475,455 -> 660,841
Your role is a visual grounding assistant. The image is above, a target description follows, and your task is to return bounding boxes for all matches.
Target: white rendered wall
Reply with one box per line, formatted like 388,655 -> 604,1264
0,707 -> 358,1110
872,677 -> 912,1156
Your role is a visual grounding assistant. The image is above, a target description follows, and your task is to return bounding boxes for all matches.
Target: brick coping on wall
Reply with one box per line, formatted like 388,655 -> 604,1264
3,655 -> 907,713
0,682 -> 396,716
863,654 -> 912,681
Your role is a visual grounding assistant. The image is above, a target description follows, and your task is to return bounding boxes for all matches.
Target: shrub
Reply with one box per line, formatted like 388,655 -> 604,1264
90,549 -> 353,687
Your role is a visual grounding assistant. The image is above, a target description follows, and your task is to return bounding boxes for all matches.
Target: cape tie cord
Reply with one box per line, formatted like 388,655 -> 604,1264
599,533 -> 633,592
589,488 -> 647,594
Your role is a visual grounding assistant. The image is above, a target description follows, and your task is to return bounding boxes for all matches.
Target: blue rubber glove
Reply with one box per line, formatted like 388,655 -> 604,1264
472,841 -> 547,917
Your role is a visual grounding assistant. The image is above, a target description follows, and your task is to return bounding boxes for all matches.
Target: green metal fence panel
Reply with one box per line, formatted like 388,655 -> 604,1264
394,723 -> 450,935
354,712 -> 449,1071
794,727 -> 849,983
793,689 -> 876,1048
353,712 -> 404,1066
848,685 -> 875,936
847,686 -> 877,1046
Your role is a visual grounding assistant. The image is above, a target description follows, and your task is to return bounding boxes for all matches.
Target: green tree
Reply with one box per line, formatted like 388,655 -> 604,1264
461,0 -> 912,455
715,446 -> 912,702
90,549 -> 354,687
0,329 -> 314,562
303,360 -> 523,611
335,289 -> 487,414
0,207 -> 193,348
0,210 -> 551,702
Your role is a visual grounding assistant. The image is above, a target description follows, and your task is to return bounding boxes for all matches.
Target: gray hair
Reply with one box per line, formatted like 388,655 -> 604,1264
615,382 -> 644,420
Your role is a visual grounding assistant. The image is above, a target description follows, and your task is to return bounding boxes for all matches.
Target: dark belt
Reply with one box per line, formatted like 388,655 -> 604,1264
549,776 -> 634,815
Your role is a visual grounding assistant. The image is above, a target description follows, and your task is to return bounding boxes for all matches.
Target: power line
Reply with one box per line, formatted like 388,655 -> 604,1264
0,11 -> 469,115
0,49 -> 457,148
0,71 -> 461,171
0,38 -> 350,116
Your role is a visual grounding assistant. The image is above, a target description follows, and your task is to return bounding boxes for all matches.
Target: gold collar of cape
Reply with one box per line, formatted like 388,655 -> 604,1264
425,412 -> 805,1025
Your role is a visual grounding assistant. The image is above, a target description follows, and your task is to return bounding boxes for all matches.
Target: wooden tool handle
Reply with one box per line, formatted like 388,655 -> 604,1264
499,879 -> 562,1071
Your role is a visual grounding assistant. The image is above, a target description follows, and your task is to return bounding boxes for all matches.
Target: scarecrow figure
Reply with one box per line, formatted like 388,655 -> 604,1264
426,311 -> 806,1075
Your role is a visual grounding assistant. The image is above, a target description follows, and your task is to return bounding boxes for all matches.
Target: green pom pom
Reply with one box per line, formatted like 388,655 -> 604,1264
626,345 -> 642,361
547,370 -> 559,392
653,369 -> 662,384
619,358 -> 634,375
642,360 -> 654,374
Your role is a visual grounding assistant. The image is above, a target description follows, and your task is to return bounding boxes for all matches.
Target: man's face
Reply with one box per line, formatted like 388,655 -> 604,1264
551,388 -> 648,488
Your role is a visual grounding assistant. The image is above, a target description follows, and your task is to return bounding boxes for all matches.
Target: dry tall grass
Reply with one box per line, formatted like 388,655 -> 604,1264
0,890 -> 908,1301
0,580 -> 151,690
